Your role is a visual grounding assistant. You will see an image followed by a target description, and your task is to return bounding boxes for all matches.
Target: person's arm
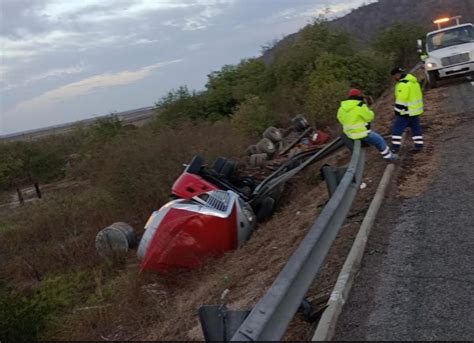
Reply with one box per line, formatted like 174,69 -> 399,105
336,107 -> 344,125
394,82 -> 409,114
360,104 -> 375,123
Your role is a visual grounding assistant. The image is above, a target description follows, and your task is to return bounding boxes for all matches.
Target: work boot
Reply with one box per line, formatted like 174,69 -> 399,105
385,154 -> 398,162
409,147 -> 423,153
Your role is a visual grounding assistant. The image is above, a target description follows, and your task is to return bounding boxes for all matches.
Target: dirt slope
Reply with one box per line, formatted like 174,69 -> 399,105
71,83 -> 391,341
59,68 -> 457,341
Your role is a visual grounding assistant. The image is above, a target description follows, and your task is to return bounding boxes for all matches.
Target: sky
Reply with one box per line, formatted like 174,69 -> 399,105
0,0 -> 376,135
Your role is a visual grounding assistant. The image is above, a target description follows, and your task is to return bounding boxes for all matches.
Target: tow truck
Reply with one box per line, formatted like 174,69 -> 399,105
418,16 -> 474,88
136,122 -> 343,273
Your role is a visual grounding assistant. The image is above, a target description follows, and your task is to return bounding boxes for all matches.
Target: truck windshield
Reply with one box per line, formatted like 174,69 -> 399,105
427,25 -> 474,51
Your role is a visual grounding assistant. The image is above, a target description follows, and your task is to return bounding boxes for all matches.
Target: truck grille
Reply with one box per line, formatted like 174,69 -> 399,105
205,191 -> 231,212
441,53 -> 470,67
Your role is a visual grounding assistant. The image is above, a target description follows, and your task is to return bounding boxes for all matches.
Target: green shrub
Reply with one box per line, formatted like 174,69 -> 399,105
155,86 -> 207,125
231,96 -> 274,136
305,75 -> 349,126
0,272 -> 91,342
373,22 -> 426,66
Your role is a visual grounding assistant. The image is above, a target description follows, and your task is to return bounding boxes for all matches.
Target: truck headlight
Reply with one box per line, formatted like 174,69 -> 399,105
426,62 -> 437,69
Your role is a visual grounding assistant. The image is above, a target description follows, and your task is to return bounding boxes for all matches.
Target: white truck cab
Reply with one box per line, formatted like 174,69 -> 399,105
418,16 -> 474,88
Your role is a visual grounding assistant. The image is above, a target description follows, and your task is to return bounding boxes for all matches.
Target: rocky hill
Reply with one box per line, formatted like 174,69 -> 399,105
332,0 -> 474,41
263,0 -> 474,63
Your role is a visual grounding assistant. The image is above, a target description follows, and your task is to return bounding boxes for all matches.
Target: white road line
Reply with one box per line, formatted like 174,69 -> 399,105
471,81 -> 474,86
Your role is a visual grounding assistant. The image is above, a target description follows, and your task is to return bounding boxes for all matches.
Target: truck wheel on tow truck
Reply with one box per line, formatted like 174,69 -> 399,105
427,71 -> 438,89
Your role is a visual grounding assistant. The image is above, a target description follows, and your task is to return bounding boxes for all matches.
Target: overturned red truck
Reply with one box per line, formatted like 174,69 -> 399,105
136,118 -> 335,273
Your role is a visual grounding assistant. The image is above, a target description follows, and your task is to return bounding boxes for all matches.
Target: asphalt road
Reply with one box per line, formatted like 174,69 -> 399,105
334,78 -> 474,340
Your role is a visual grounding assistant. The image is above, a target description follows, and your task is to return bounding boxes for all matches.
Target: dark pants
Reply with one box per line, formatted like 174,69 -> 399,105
342,132 -> 392,160
362,131 -> 392,159
391,115 -> 423,152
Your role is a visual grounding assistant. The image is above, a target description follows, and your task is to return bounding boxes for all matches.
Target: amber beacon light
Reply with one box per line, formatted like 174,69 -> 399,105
433,16 -> 462,29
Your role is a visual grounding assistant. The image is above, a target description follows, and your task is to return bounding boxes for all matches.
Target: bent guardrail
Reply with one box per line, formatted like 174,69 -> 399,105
226,141 -> 365,341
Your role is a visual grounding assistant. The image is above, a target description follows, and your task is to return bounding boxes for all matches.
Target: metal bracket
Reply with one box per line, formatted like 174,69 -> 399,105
321,164 -> 348,197
198,305 -> 250,342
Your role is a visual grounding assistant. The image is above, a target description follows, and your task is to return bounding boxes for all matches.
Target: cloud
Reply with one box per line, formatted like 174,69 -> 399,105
1,63 -> 87,92
135,38 -> 161,45
6,59 -> 183,114
161,0 -> 231,31
188,42 -> 205,51
0,0 -> 51,38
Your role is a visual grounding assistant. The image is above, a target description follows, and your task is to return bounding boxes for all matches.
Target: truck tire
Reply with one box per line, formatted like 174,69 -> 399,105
238,176 -> 257,196
263,127 -> 282,142
276,141 -> 284,153
245,145 -> 258,156
95,222 -> 136,260
220,160 -> 238,179
292,116 -> 309,132
186,155 -> 204,175
256,196 -> 275,222
249,153 -> 268,167
211,157 -> 227,173
256,138 -> 276,155
428,71 -> 438,89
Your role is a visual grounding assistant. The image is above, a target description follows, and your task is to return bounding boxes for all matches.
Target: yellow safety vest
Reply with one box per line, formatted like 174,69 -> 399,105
337,99 -> 374,140
394,74 -> 424,117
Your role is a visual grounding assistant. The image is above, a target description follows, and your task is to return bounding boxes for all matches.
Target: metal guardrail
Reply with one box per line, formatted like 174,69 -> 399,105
229,141 -> 365,341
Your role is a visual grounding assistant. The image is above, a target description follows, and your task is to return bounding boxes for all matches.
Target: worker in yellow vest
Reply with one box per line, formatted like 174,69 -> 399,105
390,67 -> 424,153
337,89 -> 396,161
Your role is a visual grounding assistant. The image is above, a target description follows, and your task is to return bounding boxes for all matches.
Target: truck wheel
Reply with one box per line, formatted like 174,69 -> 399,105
263,127 -> 282,142
256,138 -> 276,155
249,153 -> 268,167
238,176 -> 257,196
256,197 -> 275,222
240,176 -> 256,190
211,157 -> 227,173
95,222 -> 136,260
220,160 -> 237,179
428,71 -> 438,89
292,116 -> 309,132
245,145 -> 258,156
186,155 -> 204,175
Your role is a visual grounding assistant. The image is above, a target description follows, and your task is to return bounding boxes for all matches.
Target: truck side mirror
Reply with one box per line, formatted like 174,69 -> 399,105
416,39 -> 423,50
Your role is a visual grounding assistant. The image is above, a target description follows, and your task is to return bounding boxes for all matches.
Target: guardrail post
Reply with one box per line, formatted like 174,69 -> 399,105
199,305 -> 250,342
340,134 -> 354,152
321,165 -> 347,197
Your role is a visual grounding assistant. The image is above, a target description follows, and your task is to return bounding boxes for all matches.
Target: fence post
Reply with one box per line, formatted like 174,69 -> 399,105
34,183 -> 42,199
16,188 -> 24,205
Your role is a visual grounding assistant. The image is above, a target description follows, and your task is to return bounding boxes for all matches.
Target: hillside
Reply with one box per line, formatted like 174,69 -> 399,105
263,0 -> 474,63
332,0 -> 474,41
